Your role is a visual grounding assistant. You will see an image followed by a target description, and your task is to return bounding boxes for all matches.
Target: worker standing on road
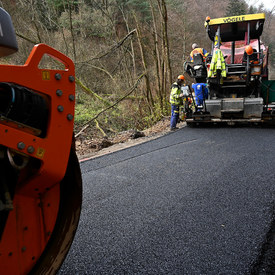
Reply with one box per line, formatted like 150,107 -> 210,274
170,75 -> 186,130
190,43 -> 208,62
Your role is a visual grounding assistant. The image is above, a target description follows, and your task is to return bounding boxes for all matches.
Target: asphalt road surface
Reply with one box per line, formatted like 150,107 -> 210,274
59,126 -> 275,274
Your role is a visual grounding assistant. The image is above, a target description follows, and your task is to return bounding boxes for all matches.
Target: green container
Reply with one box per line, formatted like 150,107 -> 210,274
261,80 -> 275,104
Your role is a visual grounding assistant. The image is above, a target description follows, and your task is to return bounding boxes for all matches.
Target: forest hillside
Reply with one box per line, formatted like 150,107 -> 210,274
1,0 -> 275,141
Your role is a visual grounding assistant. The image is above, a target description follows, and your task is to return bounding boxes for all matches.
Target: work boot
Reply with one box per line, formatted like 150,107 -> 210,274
170,127 -> 179,131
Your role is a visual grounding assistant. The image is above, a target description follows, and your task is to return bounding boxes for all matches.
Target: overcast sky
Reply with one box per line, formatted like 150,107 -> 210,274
246,0 -> 275,11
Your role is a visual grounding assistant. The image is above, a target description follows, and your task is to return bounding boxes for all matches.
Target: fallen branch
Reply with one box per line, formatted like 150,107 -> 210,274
75,72 -> 145,138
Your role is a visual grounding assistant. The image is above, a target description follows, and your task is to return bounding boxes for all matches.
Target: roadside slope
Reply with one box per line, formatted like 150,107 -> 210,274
76,118 -> 186,161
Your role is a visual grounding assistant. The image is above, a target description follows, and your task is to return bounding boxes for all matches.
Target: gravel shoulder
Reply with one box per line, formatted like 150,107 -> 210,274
76,118 -> 186,161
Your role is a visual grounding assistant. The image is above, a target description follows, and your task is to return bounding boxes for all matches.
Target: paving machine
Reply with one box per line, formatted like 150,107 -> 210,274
184,13 -> 275,126
0,8 -> 82,274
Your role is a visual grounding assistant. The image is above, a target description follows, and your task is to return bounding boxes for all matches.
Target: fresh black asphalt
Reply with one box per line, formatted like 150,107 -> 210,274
59,126 -> 275,274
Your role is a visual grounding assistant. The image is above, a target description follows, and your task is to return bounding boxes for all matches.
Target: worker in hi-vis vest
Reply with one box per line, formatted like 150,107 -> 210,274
190,43 -> 208,62
170,75 -> 186,130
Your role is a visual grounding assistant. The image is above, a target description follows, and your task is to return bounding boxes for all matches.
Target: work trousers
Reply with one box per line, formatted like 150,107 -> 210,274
170,104 -> 180,129
195,89 -> 208,106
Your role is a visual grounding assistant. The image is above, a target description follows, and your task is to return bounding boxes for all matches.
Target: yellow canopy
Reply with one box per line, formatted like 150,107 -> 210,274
206,13 -> 265,42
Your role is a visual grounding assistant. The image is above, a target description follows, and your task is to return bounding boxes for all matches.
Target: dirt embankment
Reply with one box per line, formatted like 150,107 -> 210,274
76,117 -> 186,161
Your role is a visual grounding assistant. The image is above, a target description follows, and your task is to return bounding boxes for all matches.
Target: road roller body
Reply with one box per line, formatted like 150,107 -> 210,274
0,8 -> 82,274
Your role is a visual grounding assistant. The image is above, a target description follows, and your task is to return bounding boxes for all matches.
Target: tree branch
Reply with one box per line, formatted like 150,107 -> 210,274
75,77 -> 111,105
95,119 -> 107,137
16,32 -> 38,44
76,29 -> 137,63
75,73 -> 145,138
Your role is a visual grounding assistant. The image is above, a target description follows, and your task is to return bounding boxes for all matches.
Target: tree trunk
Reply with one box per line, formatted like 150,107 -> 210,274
157,0 -> 172,109
119,6 -> 137,84
134,13 -> 154,114
67,0 -> 77,61
149,0 -> 163,113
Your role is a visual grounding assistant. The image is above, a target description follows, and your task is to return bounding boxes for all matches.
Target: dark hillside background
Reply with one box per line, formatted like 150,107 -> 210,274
1,0 -> 274,140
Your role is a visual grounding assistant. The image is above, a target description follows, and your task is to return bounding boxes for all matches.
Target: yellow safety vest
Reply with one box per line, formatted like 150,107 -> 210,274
208,49 -> 226,78
190,48 -> 207,62
170,82 -> 183,106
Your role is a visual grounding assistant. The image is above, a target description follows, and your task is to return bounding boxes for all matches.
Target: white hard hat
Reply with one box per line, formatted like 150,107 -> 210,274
192,43 -> 198,49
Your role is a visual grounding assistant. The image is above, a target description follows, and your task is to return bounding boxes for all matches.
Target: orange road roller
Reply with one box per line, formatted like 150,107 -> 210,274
0,7 -> 82,274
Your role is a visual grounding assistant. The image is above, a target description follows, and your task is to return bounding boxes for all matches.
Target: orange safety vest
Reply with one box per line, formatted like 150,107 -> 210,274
190,48 -> 206,62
